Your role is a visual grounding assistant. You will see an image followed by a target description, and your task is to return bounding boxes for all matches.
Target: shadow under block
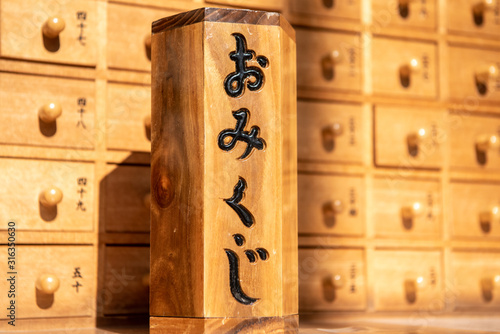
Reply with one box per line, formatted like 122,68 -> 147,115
150,7 -> 298,333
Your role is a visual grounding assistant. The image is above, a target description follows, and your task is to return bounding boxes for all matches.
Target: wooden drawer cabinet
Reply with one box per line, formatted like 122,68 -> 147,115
103,246 -> 149,315
298,101 -> 363,164
205,0 -> 284,11
374,105 -> 445,169
299,248 -> 366,311
452,251 -> 500,310
449,113 -> 500,170
298,174 -> 365,236
373,250 -> 443,311
373,177 -> 441,238
0,158 -> 94,232
448,45 -> 500,102
372,38 -> 437,99
106,83 -> 151,152
1,0 -> 97,66
450,181 -> 500,239
290,0 -> 361,22
104,164 -> 150,233
0,245 -> 94,319
107,3 -> 179,72
297,29 -> 362,93
448,0 -> 500,38
372,0 -> 437,30
0,72 -> 95,149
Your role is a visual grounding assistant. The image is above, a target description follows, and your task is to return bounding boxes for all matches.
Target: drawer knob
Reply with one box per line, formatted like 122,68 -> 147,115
39,102 -> 63,123
473,0 -> 495,26
399,58 -> 420,88
404,275 -> 426,304
407,128 -> 427,156
144,115 -> 152,141
476,134 -> 499,153
42,17 -> 66,39
401,202 -> 422,230
39,187 -> 63,207
322,122 -> 343,152
475,64 -> 499,95
321,50 -> 342,81
322,200 -> 344,228
322,0 -> 334,9
322,274 -> 344,302
480,275 -> 500,302
36,274 -> 60,294
479,206 -> 499,233
144,193 -> 151,209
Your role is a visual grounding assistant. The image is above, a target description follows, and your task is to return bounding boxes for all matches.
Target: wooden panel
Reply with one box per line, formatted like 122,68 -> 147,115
0,245 -> 94,319
107,3 -> 179,72
290,0 -> 360,21
449,112 -> 500,170
106,83 -> 151,152
103,246 -> 150,315
0,158 -> 94,232
450,181 -> 500,239
451,250 -> 500,310
0,72 -> 95,149
296,29 -> 362,93
448,45 -> 500,103
298,248 -> 366,311
204,0 -> 284,11
298,101 -> 363,164
372,37 -> 437,98
374,105 -> 445,169
448,0 -> 500,38
372,0 -> 437,30
0,0 -> 97,66
373,177 -> 441,238
373,250 -> 443,311
104,164 -> 151,233
298,174 -> 365,236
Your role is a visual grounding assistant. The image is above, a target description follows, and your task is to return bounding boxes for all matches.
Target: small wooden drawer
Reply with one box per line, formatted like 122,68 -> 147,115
374,105 -> 445,169
372,38 -> 437,98
450,181 -> 500,239
104,164 -> 151,233
448,0 -> 500,38
373,250 -> 443,311
298,174 -> 365,236
297,29 -> 362,93
107,3 -> 179,72
204,0 -> 284,11
0,158 -> 94,232
449,113 -> 500,170
372,0 -> 437,30
299,248 -> 366,311
1,0 -> 97,66
0,245 -> 94,319
290,0 -> 361,22
448,45 -> 500,102
452,250 -> 500,310
103,246 -> 150,315
0,72 -> 95,149
373,177 -> 441,238
106,83 -> 151,152
298,101 -> 363,164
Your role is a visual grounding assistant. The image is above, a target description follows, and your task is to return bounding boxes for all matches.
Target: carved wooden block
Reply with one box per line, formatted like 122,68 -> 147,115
150,7 -> 297,333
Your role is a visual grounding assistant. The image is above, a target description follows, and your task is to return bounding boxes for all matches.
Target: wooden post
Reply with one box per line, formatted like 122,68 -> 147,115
149,7 -> 297,333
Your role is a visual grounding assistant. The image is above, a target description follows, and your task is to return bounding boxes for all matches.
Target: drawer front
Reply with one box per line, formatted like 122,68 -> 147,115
374,105 -> 445,169
0,245 -> 94,319
298,174 -> 365,236
103,246 -> 149,315
373,250 -> 443,311
372,0 -> 436,30
107,83 -> 151,151
204,0 -> 284,11
297,29 -> 362,93
290,0 -> 361,21
107,3 -> 179,72
298,101 -> 363,164
299,248 -> 366,311
449,113 -> 500,170
1,0 -> 97,66
452,251 -> 500,309
448,46 -> 500,102
104,165 -> 150,233
451,181 -> 500,239
0,73 -> 95,149
448,0 -> 500,37
0,158 -> 94,232
373,178 -> 441,238
372,38 -> 437,98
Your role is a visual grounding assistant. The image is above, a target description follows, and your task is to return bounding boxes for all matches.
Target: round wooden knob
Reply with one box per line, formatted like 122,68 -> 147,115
474,0 -> 495,14
36,274 -> 60,294
401,202 -> 422,220
39,187 -> 63,207
407,128 -> 427,151
321,50 -> 342,81
322,274 -> 344,302
475,64 -> 499,86
324,200 -> 344,217
42,17 -> 66,38
400,58 -> 420,78
39,102 -> 62,123
143,193 -> 151,209
329,122 -> 344,137
476,134 -> 499,152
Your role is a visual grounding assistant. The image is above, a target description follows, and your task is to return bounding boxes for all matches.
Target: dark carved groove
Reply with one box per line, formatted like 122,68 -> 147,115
224,177 -> 255,228
256,248 -> 269,261
233,234 -> 246,247
245,250 -> 257,263
225,249 -> 259,305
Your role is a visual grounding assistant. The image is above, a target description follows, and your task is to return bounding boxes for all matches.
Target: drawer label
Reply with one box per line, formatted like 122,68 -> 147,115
349,187 -> 357,216
350,263 -> 357,293
72,267 -> 83,293
76,177 -> 88,212
77,11 -> 87,46
77,98 -> 88,129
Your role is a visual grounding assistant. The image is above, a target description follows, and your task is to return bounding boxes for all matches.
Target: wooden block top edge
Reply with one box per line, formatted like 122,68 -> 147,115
152,7 -> 295,42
